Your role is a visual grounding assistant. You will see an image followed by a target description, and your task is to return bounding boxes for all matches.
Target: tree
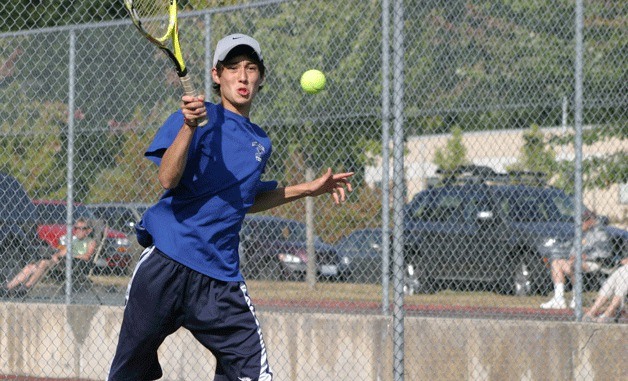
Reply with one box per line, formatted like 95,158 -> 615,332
548,125 -> 627,193
508,124 -> 557,175
433,126 -> 469,171
0,1 -> 126,32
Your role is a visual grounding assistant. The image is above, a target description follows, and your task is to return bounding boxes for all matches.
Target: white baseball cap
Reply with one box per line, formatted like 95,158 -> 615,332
212,33 -> 263,67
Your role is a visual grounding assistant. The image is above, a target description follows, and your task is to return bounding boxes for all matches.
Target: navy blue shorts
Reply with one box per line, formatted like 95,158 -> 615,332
108,247 -> 273,381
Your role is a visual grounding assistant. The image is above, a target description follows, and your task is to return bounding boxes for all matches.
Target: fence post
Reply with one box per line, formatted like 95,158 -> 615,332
572,0 -> 585,321
204,13 -> 212,98
381,0 -> 391,316
392,0 -> 405,380
65,27 -> 77,305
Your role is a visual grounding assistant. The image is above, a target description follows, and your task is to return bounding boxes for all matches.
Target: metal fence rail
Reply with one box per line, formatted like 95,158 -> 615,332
0,1 -> 626,380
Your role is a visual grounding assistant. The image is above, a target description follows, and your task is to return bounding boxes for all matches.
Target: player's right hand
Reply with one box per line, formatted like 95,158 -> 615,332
181,95 -> 207,127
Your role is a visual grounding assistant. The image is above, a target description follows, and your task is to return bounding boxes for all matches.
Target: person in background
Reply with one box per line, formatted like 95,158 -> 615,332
541,210 -> 611,309
582,256 -> 628,323
1,218 -> 96,297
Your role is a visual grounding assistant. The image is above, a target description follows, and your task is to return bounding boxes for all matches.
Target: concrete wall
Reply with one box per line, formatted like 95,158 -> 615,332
1,302 -> 626,380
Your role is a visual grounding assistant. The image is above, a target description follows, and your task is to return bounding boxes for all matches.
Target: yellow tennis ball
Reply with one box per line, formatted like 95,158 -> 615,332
300,69 -> 326,94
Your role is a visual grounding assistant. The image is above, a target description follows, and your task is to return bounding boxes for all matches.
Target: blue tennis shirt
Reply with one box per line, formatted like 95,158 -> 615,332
142,102 -> 277,282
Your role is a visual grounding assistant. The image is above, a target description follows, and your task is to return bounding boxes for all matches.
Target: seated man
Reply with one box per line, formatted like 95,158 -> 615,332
541,210 -> 611,309
1,218 -> 96,297
583,257 -> 628,323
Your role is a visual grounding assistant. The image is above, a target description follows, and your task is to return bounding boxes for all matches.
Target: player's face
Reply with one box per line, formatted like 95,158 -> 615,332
212,56 -> 264,117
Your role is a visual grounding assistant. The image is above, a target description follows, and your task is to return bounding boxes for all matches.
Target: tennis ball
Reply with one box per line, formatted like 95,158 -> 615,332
300,69 -> 326,94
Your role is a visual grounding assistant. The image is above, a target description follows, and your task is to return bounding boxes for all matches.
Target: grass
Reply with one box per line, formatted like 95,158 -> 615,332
90,275 -> 598,309
246,280 -> 598,309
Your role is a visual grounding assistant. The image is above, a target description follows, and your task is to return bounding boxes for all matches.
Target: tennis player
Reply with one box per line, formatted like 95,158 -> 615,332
107,33 -> 353,381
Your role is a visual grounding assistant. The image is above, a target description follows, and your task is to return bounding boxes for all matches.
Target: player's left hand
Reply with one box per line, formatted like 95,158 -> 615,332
310,168 -> 354,204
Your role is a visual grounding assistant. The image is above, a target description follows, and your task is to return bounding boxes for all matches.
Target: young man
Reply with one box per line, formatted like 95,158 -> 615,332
541,210 -> 611,309
107,34 -> 353,381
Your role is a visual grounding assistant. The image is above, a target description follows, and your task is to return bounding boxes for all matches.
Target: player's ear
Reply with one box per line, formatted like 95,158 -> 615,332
211,67 -> 220,84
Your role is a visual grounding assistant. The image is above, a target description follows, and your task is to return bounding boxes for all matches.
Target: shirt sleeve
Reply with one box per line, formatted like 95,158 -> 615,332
256,180 -> 278,195
144,110 -> 185,166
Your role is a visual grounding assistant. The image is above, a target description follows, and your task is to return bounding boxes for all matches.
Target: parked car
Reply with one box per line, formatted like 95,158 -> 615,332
336,228 -> 384,283
403,165 -> 627,296
85,202 -> 151,235
0,174 -> 52,275
239,215 -> 338,281
33,200 -> 132,275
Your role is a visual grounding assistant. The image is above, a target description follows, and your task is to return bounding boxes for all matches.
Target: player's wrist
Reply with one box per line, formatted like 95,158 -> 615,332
183,118 -> 198,128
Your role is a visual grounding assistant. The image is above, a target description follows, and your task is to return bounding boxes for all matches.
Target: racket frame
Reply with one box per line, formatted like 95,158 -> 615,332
125,0 -> 207,126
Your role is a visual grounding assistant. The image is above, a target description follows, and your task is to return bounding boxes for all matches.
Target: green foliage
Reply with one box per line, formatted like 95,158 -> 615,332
508,123 -> 627,194
0,1 -> 125,32
547,124 -> 628,193
508,124 -> 557,175
86,129 -> 163,204
433,126 -> 469,171
1,0 -> 625,222
0,97 -> 66,199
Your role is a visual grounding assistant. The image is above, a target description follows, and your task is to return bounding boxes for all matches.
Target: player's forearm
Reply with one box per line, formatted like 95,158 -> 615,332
158,124 -> 196,189
249,183 -> 313,213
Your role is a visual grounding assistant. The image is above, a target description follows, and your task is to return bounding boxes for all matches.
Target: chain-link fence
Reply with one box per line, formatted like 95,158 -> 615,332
0,0 -> 626,380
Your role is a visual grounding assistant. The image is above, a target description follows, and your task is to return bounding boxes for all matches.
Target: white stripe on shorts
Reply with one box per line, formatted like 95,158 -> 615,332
239,282 -> 273,381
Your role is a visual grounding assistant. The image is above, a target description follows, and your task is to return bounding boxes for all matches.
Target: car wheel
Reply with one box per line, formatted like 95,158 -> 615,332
511,259 -> 533,296
504,254 -> 546,296
403,261 -> 435,295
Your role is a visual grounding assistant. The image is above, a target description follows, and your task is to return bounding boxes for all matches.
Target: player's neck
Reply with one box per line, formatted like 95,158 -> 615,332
221,99 -> 251,119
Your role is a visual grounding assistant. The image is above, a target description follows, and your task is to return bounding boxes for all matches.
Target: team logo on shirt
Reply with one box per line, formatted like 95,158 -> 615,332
252,141 -> 265,162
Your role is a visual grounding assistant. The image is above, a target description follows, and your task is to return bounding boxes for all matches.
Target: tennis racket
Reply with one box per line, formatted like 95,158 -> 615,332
125,0 -> 208,126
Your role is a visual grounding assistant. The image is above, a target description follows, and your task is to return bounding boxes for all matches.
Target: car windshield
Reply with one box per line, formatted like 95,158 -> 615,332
95,207 -> 138,231
36,203 -> 96,224
501,189 -> 575,222
338,231 -> 382,251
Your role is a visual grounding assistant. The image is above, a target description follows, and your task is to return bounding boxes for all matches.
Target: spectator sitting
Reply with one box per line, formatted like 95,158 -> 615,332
541,210 -> 611,309
583,257 -> 628,323
1,218 -> 96,297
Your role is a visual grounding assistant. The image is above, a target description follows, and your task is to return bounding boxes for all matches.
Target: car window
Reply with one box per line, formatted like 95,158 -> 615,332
551,194 -> 576,220
407,192 -> 428,219
509,198 -> 547,222
421,194 -> 464,222
241,217 -> 325,244
501,190 -> 574,222
463,197 -> 491,221
338,231 -> 382,252
104,208 -> 137,231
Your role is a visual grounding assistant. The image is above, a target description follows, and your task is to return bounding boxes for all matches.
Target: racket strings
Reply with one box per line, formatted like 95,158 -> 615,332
132,0 -> 172,39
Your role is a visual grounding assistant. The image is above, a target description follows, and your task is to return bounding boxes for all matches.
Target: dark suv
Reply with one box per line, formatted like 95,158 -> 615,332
403,166 -> 627,296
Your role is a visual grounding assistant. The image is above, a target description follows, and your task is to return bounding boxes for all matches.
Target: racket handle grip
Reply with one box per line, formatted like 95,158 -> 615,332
180,74 -> 208,127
